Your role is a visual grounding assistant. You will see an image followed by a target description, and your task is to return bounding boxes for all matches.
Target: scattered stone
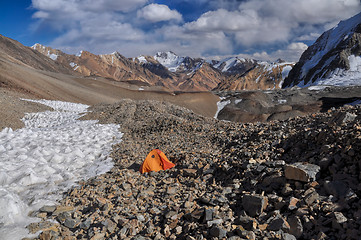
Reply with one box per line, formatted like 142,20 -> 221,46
288,197 -> 299,210
331,212 -> 347,229
26,100 -> 361,240
39,206 -> 56,214
285,162 -> 320,182
235,216 -> 258,231
209,226 -> 227,238
282,232 -> 297,240
330,112 -> 357,124
268,215 -> 290,232
288,216 -> 303,238
242,194 -> 268,217
237,230 -> 256,240
303,188 -> 319,206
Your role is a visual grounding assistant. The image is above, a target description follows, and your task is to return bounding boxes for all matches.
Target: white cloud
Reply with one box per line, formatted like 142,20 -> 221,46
185,0 -> 361,47
29,0 -> 361,61
32,0 -> 148,14
137,4 -> 183,23
296,33 -> 321,41
249,42 -> 309,62
238,0 -> 361,25
185,9 -> 260,32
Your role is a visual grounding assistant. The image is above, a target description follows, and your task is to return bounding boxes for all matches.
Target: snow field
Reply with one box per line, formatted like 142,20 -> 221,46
0,99 -> 123,239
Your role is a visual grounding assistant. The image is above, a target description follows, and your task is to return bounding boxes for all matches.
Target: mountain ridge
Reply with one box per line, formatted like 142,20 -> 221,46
283,12 -> 361,87
31,43 -> 293,92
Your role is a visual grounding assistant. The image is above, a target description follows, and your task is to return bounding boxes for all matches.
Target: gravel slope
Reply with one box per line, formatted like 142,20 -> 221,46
25,99 -> 361,240
0,89 -> 51,131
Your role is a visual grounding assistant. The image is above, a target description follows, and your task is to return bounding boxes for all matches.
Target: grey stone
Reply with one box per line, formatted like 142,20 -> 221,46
207,219 -> 223,227
237,230 -> 256,240
63,218 -> 79,228
79,218 -> 92,230
284,162 -> 320,182
331,212 -> 347,229
304,188 -> 319,205
330,112 -> 357,124
235,216 -> 258,231
288,216 -> 303,238
204,208 -> 213,222
324,180 -> 356,200
39,205 -> 56,214
268,216 -> 290,232
282,233 -> 297,240
242,194 -> 268,217
209,226 -> 227,238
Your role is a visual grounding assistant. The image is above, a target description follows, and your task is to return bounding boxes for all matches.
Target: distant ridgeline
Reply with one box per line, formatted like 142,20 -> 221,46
31,43 -> 294,92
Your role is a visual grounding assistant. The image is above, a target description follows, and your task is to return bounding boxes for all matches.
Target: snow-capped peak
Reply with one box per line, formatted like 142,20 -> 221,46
212,56 -> 255,72
31,43 -> 45,50
154,51 -> 184,72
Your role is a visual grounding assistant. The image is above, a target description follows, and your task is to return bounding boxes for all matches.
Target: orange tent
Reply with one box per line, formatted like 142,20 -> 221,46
139,149 -> 175,173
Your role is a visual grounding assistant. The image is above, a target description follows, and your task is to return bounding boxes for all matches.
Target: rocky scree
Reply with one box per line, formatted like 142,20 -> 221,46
27,99 -> 361,240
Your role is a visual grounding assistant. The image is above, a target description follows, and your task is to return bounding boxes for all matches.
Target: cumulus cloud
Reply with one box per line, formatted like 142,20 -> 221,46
32,0 -> 148,13
137,4 -> 183,23
185,0 -> 361,47
249,42 -> 309,62
29,0 -> 361,61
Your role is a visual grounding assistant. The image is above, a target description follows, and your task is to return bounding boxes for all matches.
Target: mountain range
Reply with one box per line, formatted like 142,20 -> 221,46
1,11 -> 361,98
31,43 -> 293,92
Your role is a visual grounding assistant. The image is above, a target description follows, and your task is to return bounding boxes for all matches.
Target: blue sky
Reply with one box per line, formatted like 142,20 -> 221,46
1,0 -> 361,61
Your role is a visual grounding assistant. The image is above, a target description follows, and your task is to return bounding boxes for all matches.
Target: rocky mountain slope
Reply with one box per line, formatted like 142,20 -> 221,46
215,60 -> 293,91
27,99 -> 361,240
283,12 -> 361,87
0,35 -> 73,75
32,43 -> 293,92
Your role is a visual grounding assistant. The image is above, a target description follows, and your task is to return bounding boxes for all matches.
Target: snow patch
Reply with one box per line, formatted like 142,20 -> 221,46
308,86 -> 328,91
235,99 -> 243,104
48,53 -> 58,61
214,97 -> 231,119
137,56 -> 148,64
0,99 -> 122,239
69,62 -> 77,68
282,65 -> 293,80
76,51 -> 83,57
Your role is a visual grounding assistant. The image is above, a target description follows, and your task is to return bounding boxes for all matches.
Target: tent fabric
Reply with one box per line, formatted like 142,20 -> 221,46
139,149 -> 175,173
